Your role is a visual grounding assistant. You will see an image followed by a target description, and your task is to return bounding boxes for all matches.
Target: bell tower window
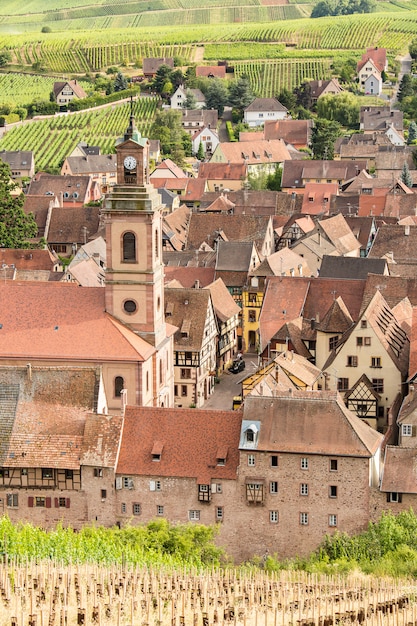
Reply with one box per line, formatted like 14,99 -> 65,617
115,376 -> 124,397
123,232 -> 136,262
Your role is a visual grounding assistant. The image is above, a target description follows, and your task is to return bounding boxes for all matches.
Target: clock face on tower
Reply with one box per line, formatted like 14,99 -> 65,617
124,155 -> 137,170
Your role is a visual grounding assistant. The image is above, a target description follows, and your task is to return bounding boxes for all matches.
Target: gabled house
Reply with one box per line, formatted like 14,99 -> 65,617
191,126 -> 219,158
53,80 -> 87,108
0,150 -> 34,180
165,288 -> 218,408
47,205 -> 101,256
360,106 -> 403,132
206,278 -> 241,371
263,119 -> 313,149
142,57 -> 174,78
243,97 -> 288,128
281,160 -> 367,191
301,182 -> 339,215
363,71 -> 382,96
323,290 -> 409,430
195,66 -> 226,79
61,154 -> 117,192
210,139 -> 291,178
309,79 -> 343,102
181,109 -> 218,136
26,173 -> 102,206
215,240 -> 261,308
162,204 -> 192,251
198,162 -> 246,192
170,85 -> 205,109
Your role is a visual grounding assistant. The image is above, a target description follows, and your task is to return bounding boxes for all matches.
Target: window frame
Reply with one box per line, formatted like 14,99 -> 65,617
270,510 -> 279,524
329,514 -> 337,527
189,510 -> 200,521
301,457 -> 309,470
300,483 -> 309,496
300,512 -> 309,526
270,481 -> 278,494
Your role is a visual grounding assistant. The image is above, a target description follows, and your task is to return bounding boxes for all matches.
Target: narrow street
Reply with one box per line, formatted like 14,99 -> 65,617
203,354 -> 259,410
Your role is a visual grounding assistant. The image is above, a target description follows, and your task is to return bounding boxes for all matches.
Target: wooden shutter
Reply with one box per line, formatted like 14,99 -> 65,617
398,493 -> 403,503
66,498 -> 70,508
28,497 -> 34,508
54,498 -> 59,508
46,497 -> 51,509
386,493 -> 390,503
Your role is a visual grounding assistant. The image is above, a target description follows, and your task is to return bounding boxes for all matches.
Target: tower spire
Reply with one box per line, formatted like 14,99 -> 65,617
125,94 -> 137,141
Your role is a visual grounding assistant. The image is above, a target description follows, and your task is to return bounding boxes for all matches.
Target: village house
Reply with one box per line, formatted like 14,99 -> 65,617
210,139 -> 291,178
281,160 -> 367,192
309,79 -> 343,102
181,109 -> 218,137
170,85 -> 205,109
0,150 -> 34,180
53,80 -> 87,108
243,97 -> 288,128
191,126 -> 219,158
61,154 -> 117,193
142,57 -> 174,78
198,162 -> 246,192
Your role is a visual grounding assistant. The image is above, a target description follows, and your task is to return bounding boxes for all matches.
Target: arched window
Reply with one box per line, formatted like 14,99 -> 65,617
115,376 -> 124,397
122,232 -> 136,262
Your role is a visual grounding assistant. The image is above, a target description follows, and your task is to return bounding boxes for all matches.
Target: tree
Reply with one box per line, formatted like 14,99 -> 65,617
276,87 -> 296,112
150,109 -> 187,167
205,79 -> 228,117
410,38 -> 417,60
183,90 -> 197,109
294,82 -> 313,110
310,118 -> 342,160
266,165 -> 282,191
401,162 -> 413,188
228,74 -> 254,119
311,0 -> 334,17
317,92 -> 360,128
0,160 -> 38,248
408,121 -> 417,144
0,50 -> 11,68
114,72 -> 128,92
153,64 -> 174,94
197,141 -> 204,160
398,74 -> 413,102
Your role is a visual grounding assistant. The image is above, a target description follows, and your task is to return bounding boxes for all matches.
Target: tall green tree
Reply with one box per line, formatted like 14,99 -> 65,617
294,82 -> 313,110
408,121 -> 417,144
183,90 -> 197,109
114,72 -> 128,92
310,118 -> 342,160
205,79 -> 228,117
0,160 -> 38,248
398,74 -> 413,102
228,74 -> 254,119
150,109 -> 188,167
401,162 -> 413,188
317,92 -> 360,128
153,64 -> 174,94
276,87 -> 296,112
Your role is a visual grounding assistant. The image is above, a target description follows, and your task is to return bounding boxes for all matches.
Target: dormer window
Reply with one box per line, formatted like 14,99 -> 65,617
151,441 -> 163,461
245,424 -> 258,444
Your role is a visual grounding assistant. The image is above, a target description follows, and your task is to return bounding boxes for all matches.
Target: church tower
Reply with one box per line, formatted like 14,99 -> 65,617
103,104 -> 174,407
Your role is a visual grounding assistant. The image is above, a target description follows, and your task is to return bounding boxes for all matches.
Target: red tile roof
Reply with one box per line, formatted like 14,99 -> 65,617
196,66 -> 226,78
164,266 -> 215,288
117,406 -> 242,483
0,282 -> 155,362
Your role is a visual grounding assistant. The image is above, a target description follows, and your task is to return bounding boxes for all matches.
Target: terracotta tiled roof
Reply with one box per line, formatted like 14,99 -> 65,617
47,205 -> 100,245
357,48 -> 387,73
239,131 -> 264,142
186,214 -> 271,251
143,57 -> 174,75
196,66 -> 226,78
117,406 -> 241,483
81,413 -> 123,467
319,213 -> 361,255
151,158 -> 185,178
198,190 -> 298,216
244,97 -> 287,113
282,160 -> 367,189
214,269 -> 248,288
274,350 -> 321,387
165,287 -> 211,351
215,240 -> 255,273
62,154 -> 116,175
206,277 -> 240,322
162,205 -> 191,251
316,296 -> 354,333
243,393 -> 382,456
27,174 -> 96,204
263,119 -> 313,147
214,139 -> 290,166
0,282 -> 155,362
303,278 -> 365,321
198,162 -> 246,181
0,249 -> 57,271
301,183 -> 339,215
309,79 -> 342,99
203,195 -> 235,213
369,224 -> 417,262
381,446 -> 417,493
163,266 -> 215,288
163,250 -> 216,267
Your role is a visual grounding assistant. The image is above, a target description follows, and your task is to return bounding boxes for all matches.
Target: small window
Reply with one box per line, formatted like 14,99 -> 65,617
216,506 -> 223,521
58,497 -> 67,507
181,385 -> 187,397
123,231 -> 136,262
271,455 -> 278,467
361,320 -> 367,328
301,458 -> 308,470
217,458 -> 225,466
300,512 -> 309,525
114,376 -> 124,398
329,336 -> 339,351
155,480 -> 161,491
248,454 -> 255,466
133,503 -> 141,515
337,378 -> 349,391
42,468 -> 53,479
7,494 -> 18,507
21,469 -> 28,476
65,469 -> 73,480
123,300 -> 137,314
357,337 -> 363,346
181,369 -> 191,379
330,459 -> 338,471
347,355 -> 358,367
372,379 -> 384,393
121,502 -> 126,514
371,357 -> 382,368
364,337 -> 371,346
36,497 -> 46,507
270,481 -> 278,494
402,424 -> 413,437
189,510 -> 200,521
329,485 -> 338,498
300,483 -> 308,496
388,492 -> 402,503
101,489 -> 107,499
157,505 -> 164,516
329,514 -> 337,527
270,510 -> 279,523
94,468 -> 103,478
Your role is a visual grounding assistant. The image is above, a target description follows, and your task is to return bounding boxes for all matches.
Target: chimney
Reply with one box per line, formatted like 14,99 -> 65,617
194,280 -> 200,289
405,224 -> 410,236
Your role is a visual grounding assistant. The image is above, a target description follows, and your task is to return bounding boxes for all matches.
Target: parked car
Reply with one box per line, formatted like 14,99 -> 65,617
228,359 -> 245,374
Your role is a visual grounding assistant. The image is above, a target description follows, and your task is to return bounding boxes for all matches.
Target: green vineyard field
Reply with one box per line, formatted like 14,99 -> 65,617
0,97 -> 158,171
0,73 -> 90,107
